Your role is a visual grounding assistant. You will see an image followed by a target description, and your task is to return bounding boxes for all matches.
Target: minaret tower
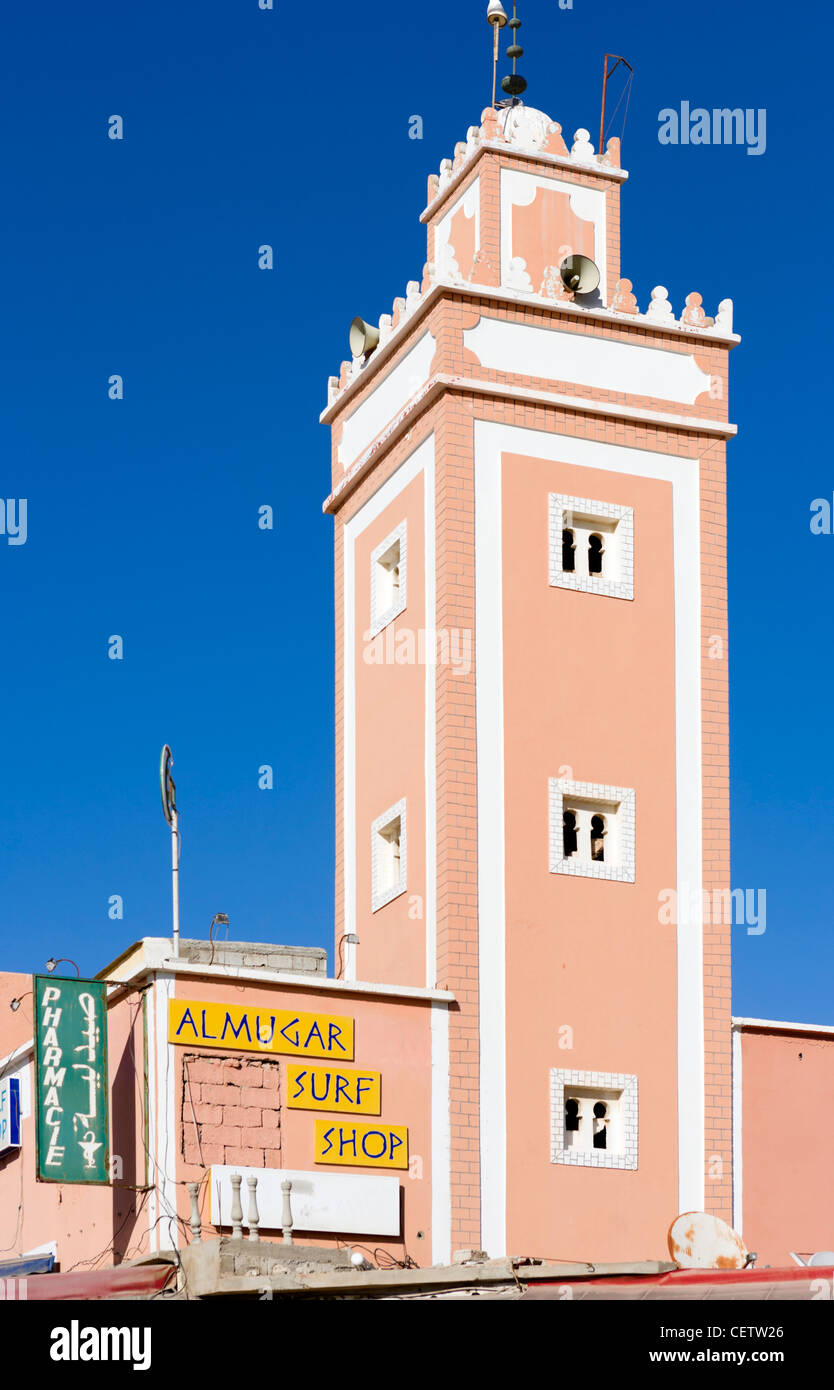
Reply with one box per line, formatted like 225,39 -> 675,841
322,21 -> 737,1260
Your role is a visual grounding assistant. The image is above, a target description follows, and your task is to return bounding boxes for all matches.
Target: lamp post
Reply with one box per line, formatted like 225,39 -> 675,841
160,745 -> 180,956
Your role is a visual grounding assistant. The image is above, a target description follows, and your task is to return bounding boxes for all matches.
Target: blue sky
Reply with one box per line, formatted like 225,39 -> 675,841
1,0 -> 831,1022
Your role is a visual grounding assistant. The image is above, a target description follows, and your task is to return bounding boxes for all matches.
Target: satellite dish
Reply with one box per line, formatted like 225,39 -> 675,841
349,317 -> 380,358
559,254 -> 600,296
808,1251 -> 834,1266
667,1211 -> 748,1270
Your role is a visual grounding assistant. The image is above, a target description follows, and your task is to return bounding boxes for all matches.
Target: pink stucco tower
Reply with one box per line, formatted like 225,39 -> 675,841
322,100 -> 738,1260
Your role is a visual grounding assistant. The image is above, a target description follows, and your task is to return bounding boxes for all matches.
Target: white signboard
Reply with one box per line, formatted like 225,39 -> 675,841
209,1165 -> 400,1238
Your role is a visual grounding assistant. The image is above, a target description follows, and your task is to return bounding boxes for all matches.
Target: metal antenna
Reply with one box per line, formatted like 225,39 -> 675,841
487,3 -> 508,109
599,54 -> 634,156
501,1 -> 527,99
160,744 -> 180,956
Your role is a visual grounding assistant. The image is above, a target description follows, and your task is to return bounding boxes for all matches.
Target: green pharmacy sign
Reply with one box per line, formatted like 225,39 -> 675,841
34,975 -> 110,1184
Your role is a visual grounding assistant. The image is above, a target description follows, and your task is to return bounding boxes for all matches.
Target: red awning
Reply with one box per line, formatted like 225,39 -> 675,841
524,1264 -> 834,1300
22,1261 -> 177,1301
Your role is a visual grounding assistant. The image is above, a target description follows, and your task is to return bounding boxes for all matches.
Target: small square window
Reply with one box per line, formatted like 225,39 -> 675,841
549,778 -> 635,883
551,1069 -> 638,1170
549,493 -> 633,600
370,521 -> 407,636
371,798 -> 407,912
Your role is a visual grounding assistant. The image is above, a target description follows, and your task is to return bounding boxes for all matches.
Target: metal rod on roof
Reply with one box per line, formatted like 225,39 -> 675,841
160,745 -> 180,957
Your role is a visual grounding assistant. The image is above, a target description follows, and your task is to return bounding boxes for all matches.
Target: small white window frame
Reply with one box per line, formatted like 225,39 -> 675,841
549,492 -> 634,600
370,521 -> 407,637
551,1068 -> 638,1170
371,798 -> 407,912
549,778 -> 635,883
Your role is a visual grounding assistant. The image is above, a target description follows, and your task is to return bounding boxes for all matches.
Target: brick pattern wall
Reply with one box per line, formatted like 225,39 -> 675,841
434,398 -> 481,1251
333,520 -> 345,968
327,288 -> 731,505
700,441 -> 733,1222
181,1053 -> 281,1170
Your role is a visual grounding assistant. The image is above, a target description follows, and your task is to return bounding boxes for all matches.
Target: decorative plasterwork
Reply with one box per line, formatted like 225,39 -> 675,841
371,798 -> 407,913
338,332 -> 436,470
550,1069 -> 639,1170
369,520 -> 407,637
434,180 -> 480,285
463,316 -> 712,406
549,778 -> 636,883
500,169 -> 607,304
548,492 -> 634,601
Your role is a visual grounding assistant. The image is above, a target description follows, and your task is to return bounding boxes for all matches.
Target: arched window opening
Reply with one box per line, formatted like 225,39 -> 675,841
563,809 -> 578,859
592,1100 -> 608,1149
562,528 -> 576,573
565,1097 -> 580,1132
590,813 -> 606,862
588,532 -> 604,575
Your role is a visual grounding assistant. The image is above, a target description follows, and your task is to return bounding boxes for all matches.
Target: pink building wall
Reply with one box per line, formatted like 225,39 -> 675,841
0,981 -> 146,1270
737,1024 -> 834,1267
168,972 -> 436,1256
353,471 -> 427,990
502,451 -> 679,1259
0,956 -> 441,1270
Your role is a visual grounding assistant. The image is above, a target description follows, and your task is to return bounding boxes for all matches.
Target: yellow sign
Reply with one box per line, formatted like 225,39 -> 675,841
168,1000 -> 354,1061
314,1120 -> 408,1169
286,1064 -> 381,1115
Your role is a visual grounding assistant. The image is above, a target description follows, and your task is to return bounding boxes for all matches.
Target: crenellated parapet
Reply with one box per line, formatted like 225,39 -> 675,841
324,100 -> 736,424
326,269 -> 735,411
426,105 -> 622,207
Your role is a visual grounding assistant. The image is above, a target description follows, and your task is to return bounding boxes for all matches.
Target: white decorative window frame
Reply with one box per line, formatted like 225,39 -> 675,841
548,492 -> 634,600
550,1068 -> 638,1170
371,797 -> 407,912
369,520 -> 407,637
549,778 -> 635,883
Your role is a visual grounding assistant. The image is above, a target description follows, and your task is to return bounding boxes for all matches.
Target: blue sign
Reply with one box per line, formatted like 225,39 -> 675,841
0,1077 -> 21,1154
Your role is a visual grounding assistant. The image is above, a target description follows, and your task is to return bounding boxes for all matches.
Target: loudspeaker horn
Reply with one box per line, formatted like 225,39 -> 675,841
559,254 -> 600,296
349,317 -> 380,358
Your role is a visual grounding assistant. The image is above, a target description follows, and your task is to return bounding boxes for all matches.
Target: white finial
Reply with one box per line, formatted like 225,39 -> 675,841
327,375 -> 340,405
405,280 -> 422,314
715,298 -> 734,333
378,313 -> 394,346
571,128 -> 595,162
646,285 -> 675,323
438,158 -> 454,190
